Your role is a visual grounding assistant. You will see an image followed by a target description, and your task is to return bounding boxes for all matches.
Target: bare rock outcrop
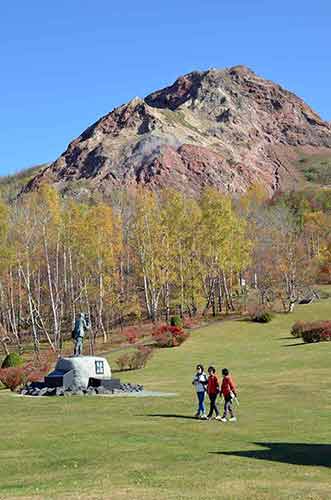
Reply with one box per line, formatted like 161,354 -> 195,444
22,66 -> 331,197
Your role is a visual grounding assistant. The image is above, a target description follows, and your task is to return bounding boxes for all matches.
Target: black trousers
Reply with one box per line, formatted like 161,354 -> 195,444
207,393 -> 219,417
223,394 -> 234,418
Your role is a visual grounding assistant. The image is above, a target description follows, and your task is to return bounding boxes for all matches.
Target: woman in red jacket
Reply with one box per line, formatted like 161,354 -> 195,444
207,366 -> 222,420
220,368 -> 237,422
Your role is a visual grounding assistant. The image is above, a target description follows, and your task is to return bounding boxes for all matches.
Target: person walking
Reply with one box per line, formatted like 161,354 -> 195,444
192,364 -> 208,419
220,368 -> 237,422
207,366 -> 221,420
72,312 -> 90,356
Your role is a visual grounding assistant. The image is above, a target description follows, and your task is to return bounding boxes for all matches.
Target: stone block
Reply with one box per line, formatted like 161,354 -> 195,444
53,356 -> 111,389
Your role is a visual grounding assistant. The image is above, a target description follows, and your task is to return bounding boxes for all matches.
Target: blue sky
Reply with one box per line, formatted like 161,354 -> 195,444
0,0 -> 330,176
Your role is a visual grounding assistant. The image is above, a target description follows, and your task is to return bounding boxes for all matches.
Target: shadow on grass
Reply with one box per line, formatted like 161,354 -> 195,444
283,342 -> 305,347
212,442 -> 331,467
144,413 -> 198,420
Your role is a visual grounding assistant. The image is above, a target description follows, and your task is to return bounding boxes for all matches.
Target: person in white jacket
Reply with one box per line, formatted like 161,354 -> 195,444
192,364 -> 208,419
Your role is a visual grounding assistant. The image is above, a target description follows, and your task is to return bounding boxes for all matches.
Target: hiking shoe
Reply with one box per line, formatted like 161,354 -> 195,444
220,417 -> 227,422
229,416 -> 237,422
215,415 -> 222,421
200,414 -> 208,420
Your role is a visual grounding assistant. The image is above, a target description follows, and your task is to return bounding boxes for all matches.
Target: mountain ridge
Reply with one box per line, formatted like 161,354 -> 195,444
21,65 -> 331,197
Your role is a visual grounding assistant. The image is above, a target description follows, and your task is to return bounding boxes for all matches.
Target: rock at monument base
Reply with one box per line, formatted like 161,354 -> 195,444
19,380 -> 144,396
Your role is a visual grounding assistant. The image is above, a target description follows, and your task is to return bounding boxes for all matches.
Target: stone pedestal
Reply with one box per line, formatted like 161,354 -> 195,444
51,356 -> 112,389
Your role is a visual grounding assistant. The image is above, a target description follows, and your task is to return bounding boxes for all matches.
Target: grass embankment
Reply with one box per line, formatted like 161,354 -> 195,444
0,300 -> 331,499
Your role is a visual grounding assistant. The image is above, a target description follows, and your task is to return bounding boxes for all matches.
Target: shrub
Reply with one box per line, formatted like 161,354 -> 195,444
291,320 -> 306,338
152,325 -> 189,348
0,367 -> 25,391
133,345 -> 154,369
116,345 -> 153,371
0,349 -> 57,390
170,315 -> 182,327
254,312 -> 273,323
1,352 -> 23,369
153,330 -> 173,348
120,327 -> 139,345
290,320 -> 331,343
116,353 -> 131,371
301,328 -> 331,343
248,305 -> 273,323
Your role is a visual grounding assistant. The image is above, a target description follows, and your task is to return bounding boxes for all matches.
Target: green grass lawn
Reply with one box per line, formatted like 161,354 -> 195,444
1,300 -> 331,499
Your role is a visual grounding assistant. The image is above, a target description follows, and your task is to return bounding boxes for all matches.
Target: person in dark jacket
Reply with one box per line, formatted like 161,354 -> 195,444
220,368 -> 237,422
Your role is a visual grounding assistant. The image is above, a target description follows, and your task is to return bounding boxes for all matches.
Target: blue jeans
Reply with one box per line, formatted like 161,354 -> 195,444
197,391 -> 206,415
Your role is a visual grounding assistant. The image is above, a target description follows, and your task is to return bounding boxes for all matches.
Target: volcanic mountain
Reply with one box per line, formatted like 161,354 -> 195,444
22,65 -> 331,197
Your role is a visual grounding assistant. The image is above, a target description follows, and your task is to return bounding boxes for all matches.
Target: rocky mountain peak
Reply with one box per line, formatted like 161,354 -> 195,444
22,66 -> 331,197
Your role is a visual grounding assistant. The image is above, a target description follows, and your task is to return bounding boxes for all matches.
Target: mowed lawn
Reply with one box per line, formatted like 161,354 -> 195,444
0,300 -> 331,500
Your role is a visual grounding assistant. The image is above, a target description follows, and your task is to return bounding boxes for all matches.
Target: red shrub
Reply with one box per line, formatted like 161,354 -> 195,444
0,367 -> 25,391
120,327 -> 140,345
321,330 -> 331,341
23,363 -> 48,383
152,325 -> 189,348
0,349 -> 57,391
153,330 -> 173,348
291,320 -> 331,343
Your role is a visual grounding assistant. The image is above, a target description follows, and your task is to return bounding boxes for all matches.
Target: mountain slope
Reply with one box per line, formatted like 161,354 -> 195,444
22,66 -> 331,197
0,164 -> 46,201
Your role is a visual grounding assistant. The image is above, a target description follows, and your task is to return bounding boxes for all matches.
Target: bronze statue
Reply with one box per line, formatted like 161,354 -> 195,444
72,313 -> 90,356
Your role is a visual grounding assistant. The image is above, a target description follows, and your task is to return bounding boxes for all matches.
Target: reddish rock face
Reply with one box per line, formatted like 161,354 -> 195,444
145,73 -> 203,111
22,66 -> 331,197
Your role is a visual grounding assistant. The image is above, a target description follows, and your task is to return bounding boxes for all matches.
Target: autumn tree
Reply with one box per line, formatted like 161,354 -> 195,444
199,189 -> 251,314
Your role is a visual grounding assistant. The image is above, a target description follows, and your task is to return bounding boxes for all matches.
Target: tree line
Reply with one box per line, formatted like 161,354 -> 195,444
0,184 -> 330,353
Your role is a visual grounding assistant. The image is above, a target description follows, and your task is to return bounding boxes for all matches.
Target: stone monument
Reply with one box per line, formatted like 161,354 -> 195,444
45,355 -> 116,390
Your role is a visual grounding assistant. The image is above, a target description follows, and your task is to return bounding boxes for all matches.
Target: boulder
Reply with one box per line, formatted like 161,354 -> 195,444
54,356 -> 112,389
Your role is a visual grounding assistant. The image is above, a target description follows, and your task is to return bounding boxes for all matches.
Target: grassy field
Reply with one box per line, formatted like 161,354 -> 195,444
0,299 -> 331,500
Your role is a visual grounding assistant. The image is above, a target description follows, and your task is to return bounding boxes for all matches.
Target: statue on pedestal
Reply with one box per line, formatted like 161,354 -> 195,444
72,313 -> 90,356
